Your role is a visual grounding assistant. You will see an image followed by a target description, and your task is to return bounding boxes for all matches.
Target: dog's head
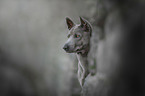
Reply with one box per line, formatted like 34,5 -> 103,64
63,17 -> 92,54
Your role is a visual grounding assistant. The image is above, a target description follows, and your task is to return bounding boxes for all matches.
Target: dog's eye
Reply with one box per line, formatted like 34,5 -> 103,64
74,34 -> 80,38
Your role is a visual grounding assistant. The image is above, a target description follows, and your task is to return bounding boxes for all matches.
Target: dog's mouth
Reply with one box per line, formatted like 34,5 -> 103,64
75,44 -> 89,55
64,47 -> 82,54
64,48 -> 74,53
76,49 -> 81,54
75,45 -> 84,53
63,44 -> 87,54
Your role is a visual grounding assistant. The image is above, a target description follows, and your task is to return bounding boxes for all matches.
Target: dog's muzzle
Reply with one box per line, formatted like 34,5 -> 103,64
63,44 -> 69,52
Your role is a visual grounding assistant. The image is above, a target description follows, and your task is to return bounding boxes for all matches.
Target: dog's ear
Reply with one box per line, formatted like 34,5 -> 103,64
80,17 -> 92,34
66,17 -> 74,30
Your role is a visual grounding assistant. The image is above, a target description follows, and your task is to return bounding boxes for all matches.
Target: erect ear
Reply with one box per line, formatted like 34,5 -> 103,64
66,17 -> 74,30
79,17 -> 92,34
80,16 -> 86,25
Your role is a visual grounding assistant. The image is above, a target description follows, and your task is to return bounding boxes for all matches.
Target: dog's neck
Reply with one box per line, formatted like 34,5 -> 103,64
76,44 -> 90,68
76,53 -> 88,66
76,45 -> 90,85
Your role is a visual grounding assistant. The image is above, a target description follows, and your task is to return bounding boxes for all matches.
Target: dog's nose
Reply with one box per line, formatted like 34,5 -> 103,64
63,44 -> 69,51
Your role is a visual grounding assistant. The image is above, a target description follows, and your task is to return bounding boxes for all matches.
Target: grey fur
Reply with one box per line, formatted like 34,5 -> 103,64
63,17 -> 92,87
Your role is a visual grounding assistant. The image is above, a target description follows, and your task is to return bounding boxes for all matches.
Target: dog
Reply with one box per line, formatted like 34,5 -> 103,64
63,17 -> 92,87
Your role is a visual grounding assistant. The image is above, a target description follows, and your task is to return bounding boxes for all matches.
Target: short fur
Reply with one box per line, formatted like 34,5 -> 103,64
63,17 -> 92,87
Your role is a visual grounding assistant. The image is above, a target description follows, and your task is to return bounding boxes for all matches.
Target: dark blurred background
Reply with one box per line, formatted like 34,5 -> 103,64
0,0 -> 98,96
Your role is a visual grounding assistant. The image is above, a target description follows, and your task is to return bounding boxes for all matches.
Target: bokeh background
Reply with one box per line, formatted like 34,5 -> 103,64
0,0 -> 98,96
1,0 -> 145,96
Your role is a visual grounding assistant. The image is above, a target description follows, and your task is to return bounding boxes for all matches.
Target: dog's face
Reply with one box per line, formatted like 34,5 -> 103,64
63,17 -> 92,53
